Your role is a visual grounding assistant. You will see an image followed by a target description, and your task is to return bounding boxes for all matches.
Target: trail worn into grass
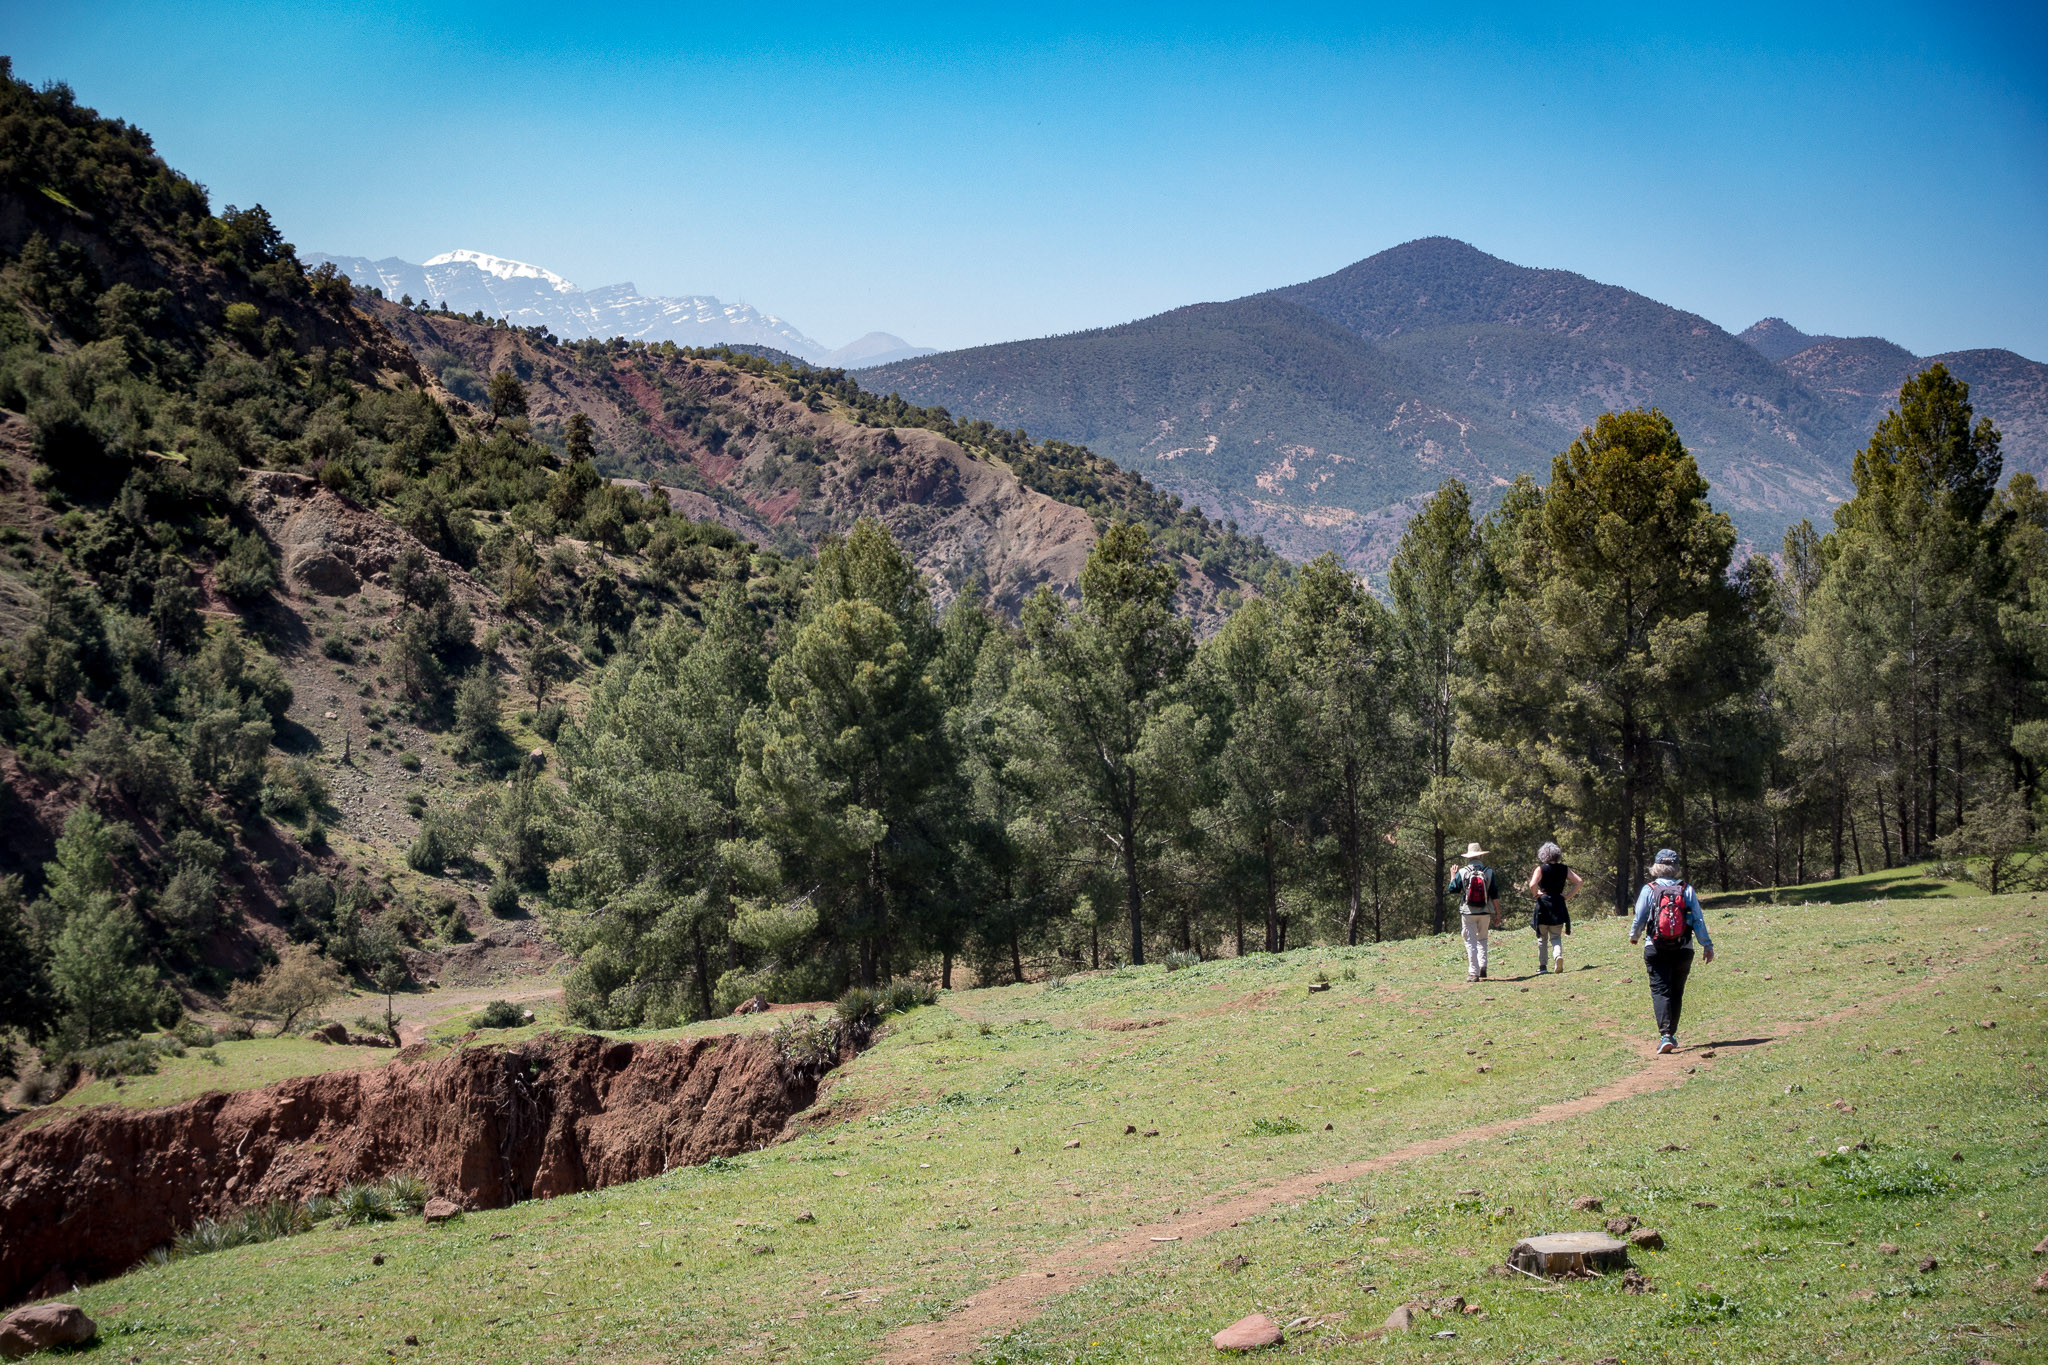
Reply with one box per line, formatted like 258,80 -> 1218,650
881,948 -> 1998,1364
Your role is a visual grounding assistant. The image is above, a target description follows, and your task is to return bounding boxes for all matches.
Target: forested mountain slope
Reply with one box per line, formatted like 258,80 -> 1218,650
866,238 -> 2047,567
0,62 -> 1280,1070
1740,318 -> 2048,476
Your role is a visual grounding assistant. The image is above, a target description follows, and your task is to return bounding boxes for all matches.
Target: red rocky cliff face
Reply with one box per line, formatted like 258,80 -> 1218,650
0,1031 -> 826,1304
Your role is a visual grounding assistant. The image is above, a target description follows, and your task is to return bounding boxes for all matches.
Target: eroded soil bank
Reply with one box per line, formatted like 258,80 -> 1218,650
0,1030 -> 835,1304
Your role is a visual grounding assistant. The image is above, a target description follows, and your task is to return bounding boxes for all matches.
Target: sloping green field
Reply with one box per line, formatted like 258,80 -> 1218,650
55,891 -> 2048,1364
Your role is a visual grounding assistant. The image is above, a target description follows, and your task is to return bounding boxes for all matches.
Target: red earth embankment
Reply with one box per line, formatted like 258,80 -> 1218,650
0,1030 -> 831,1304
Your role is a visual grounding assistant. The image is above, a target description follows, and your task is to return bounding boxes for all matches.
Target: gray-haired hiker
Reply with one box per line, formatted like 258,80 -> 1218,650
1525,842 -> 1582,974
1446,842 -> 1501,982
1628,848 -> 1715,1054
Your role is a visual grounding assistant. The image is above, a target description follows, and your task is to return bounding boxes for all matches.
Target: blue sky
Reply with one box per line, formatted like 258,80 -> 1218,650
4,2 -> 2044,356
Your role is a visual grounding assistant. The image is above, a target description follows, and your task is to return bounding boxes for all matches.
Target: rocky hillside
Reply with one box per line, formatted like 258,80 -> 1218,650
864,238 -> 2048,566
0,61 -> 1286,1064
1739,317 -> 2048,471
372,303 -> 1277,622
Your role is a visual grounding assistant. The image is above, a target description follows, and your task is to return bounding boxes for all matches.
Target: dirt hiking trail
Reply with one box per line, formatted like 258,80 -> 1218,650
880,946 -> 1998,1364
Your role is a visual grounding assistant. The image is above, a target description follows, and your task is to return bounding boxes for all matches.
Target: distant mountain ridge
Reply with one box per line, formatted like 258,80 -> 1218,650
303,249 -> 932,370
864,239 -> 2048,568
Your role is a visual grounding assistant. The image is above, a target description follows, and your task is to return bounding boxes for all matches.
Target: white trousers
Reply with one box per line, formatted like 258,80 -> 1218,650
1536,923 -> 1564,972
1461,913 -> 1491,977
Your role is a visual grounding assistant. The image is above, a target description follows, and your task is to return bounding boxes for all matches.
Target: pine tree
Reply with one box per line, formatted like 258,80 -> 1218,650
559,580 -> 768,1024
1389,480 -> 1488,933
1010,522 -> 1195,966
739,596 -> 949,986
1461,410 -> 1749,911
1280,555 -> 1417,943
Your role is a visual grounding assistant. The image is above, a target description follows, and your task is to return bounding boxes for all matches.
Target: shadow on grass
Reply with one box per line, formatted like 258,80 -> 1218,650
1702,865 -> 1971,909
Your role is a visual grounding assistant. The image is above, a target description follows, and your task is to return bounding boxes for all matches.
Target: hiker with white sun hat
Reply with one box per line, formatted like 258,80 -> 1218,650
1445,841 -> 1501,982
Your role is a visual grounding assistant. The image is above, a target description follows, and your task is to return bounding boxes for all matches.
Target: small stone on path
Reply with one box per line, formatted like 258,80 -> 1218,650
1382,1302 -> 1423,1331
1627,1227 -> 1665,1250
1571,1196 -> 1604,1212
1063,1139 -> 1081,1149
1920,1256 -> 1939,1273
422,1198 -> 460,1222
1605,1215 -> 1640,1236
1211,1313 -> 1282,1351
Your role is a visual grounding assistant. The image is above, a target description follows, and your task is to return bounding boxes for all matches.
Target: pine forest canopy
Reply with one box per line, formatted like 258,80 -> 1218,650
0,63 -> 2043,1063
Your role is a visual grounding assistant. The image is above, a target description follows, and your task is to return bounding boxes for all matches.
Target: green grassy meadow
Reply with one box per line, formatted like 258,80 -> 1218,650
52,889 -> 2048,1364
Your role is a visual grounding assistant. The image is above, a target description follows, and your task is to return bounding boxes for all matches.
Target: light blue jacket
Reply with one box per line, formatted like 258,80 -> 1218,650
1630,879 -> 1713,951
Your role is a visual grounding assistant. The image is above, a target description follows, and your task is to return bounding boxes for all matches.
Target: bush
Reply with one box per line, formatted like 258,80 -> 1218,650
215,530 -> 278,601
16,1059 -> 79,1105
172,1019 -> 218,1048
486,874 -> 520,917
473,1000 -> 524,1029
770,1014 -> 840,1069
879,979 -> 937,1014
533,702 -> 567,743
381,1171 -> 428,1213
835,986 -> 882,1028
334,1181 -> 393,1224
75,1037 -> 160,1077
441,903 -> 472,942
319,633 -> 354,662
1163,949 -> 1201,972
261,756 -> 328,821
397,751 -> 422,772
406,808 -> 471,873
836,980 -> 935,1029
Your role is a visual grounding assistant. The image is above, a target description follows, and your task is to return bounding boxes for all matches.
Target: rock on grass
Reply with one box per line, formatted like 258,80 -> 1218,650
1212,1313 -> 1282,1350
0,1303 -> 96,1359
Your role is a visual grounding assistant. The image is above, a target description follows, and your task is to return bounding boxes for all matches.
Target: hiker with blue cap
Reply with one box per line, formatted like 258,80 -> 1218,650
1627,849 -> 1715,1054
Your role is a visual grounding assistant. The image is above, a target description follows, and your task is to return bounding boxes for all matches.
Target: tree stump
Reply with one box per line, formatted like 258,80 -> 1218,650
1507,1231 -> 1631,1277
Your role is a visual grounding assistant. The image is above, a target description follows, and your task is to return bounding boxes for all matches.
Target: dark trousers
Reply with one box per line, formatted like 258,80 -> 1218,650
1644,945 -> 1695,1038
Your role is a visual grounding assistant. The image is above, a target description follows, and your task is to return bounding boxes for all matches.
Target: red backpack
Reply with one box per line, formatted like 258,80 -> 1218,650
1650,882 -> 1691,947
1463,868 -> 1490,909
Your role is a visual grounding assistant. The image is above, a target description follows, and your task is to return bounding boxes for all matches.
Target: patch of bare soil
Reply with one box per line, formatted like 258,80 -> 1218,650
0,1029 -> 842,1305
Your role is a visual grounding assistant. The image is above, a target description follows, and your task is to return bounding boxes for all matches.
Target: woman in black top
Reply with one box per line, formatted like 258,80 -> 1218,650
1525,842 -> 1583,975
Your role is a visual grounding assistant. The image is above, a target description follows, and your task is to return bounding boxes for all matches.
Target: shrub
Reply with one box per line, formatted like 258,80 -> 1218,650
441,903 -> 472,942
261,757 -> 328,821
486,874 -> 520,917
406,808 -> 471,873
17,1059 -> 79,1105
1163,949 -> 1201,972
173,1019 -> 218,1048
397,751 -> 422,773
215,530 -> 278,601
319,633 -> 354,662
533,702 -> 567,743
381,1172 -> 428,1214
835,987 -> 882,1028
879,979 -> 937,1014
473,1000 -> 524,1029
770,1014 -> 840,1069
334,1181 -> 394,1224
76,1037 -> 161,1077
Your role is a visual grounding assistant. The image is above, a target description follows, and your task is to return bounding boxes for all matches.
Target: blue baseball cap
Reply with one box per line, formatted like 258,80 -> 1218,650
1655,848 -> 1680,865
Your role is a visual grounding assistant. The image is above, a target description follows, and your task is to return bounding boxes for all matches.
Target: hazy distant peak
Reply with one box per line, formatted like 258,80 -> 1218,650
423,249 -> 578,293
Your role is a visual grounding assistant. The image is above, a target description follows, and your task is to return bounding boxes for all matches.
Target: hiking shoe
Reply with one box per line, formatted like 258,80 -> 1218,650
1657,1038 -> 1677,1054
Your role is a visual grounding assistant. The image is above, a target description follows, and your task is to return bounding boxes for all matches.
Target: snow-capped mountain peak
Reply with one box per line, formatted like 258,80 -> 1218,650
422,249 -> 578,293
